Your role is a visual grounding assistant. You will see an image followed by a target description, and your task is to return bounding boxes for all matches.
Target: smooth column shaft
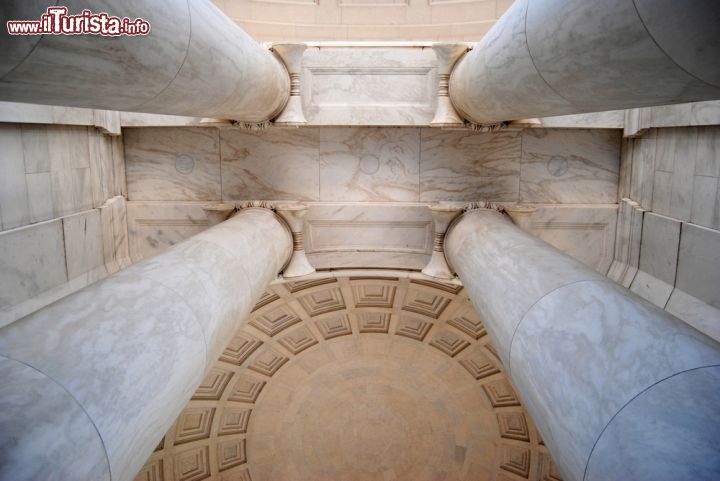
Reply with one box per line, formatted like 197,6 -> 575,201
445,208 -> 720,481
0,0 -> 290,121
0,209 -> 291,481
449,0 -> 720,124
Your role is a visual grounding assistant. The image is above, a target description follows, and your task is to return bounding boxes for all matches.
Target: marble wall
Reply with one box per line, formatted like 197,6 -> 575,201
0,123 -> 125,231
0,120 -> 129,327
610,125 -> 720,341
124,125 -> 619,272
125,126 -> 621,204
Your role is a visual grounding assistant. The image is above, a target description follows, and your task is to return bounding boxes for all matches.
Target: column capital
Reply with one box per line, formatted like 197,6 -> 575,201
430,43 -> 468,128
421,203 -> 463,279
272,43 -> 308,126
274,202 -> 315,278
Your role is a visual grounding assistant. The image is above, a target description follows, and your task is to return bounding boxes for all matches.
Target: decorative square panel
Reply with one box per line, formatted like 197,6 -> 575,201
459,353 -> 500,380
447,312 -> 486,340
248,349 -> 289,377
429,329 -> 470,357
395,317 -> 432,341
252,290 -> 279,312
135,459 -> 163,481
353,284 -> 396,308
496,412 -> 530,442
174,446 -> 210,481
250,305 -> 301,337
217,439 -> 247,472
217,407 -> 251,436
286,277 -> 337,292
228,376 -> 266,403
174,407 -> 215,445
500,445 -> 531,478
357,312 -> 391,333
483,379 -> 521,408
278,326 -> 318,354
297,288 -> 346,316
410,279 -> 463,295
192,367 -> 233,401
401,288 -> 451,319
537,452 -> 563,481
316,313 -> 353,340
220,333 -> 263,366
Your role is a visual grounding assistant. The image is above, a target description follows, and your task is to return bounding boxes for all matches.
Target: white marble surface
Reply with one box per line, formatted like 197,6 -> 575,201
607,199 -> 644,287
629,213 -> 680,307
0,356 -> 110,481
125,125 -> 626,205
519,129 -> 621,204
420,129 -> 520,202
125,127 -> 221,201
450,0 -> 720,123
63,210 -> 105,282
0,209 -> 292,481
446,209 -> 606,367
507,204 -> 618,274
449,0 -> 575,124
585,366 -> 720,481
127,202 -> 210,263
675,223 -> 720,310
513,280 -> 720,481
0,220 -> 67,311
302,47 -> 436,125
221,128 -> 319,201
446,208 -> 720,481
0,122 -> 124,231
320,127 -> 420,201
0,1 -> 289,121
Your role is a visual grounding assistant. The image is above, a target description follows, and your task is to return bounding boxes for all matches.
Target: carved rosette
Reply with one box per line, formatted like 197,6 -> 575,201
430,44 -> 469,128
274,202 -> 315,278
272,43 -> 308,126
421,204 -> 464,279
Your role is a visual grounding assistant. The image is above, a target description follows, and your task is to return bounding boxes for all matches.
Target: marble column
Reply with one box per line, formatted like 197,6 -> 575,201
421,203 -> 462,279
0,208 -> 292,481
275,202 -> 315,277
449,0 -> 720,125
0,0 -> 289,121
430,44 -> 468,128
445,207 -> 720,481
272,43 -> 308,126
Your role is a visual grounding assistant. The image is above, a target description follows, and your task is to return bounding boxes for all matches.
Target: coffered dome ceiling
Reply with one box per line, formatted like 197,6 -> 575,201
136,272 -> 562,481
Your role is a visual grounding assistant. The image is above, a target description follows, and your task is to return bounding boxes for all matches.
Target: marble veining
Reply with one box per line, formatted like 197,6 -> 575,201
320,127 -> 420,201
420,129 -> 520,202
520,129 -> 620,204
125,127 -> 221,201
221,128 -> 320,201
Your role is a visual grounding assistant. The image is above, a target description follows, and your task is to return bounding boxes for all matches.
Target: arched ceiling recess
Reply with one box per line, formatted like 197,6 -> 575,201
135,271 -> 563,481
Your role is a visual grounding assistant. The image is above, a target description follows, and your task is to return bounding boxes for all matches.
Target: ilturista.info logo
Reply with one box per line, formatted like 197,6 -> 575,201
6,6 -> 151,36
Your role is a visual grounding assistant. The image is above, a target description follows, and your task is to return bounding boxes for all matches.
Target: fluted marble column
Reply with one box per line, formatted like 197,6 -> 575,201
449,0 -> 720,124
0,208 -> 292,481
445,207 -> 720,481
0,0 -> 289,121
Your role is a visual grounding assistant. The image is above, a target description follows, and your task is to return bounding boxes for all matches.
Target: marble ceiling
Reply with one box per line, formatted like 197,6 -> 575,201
136,273 -> 562,481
